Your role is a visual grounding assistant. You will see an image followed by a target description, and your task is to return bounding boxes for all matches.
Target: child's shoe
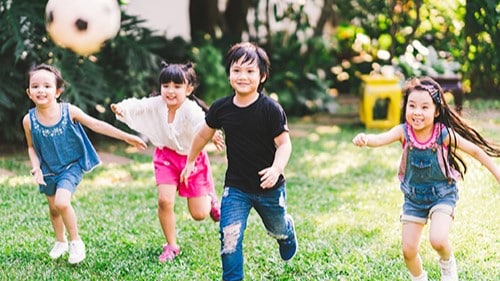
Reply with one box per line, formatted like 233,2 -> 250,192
209,194 -> 220,222
49,241 -> 68,259
410,271 -> 428,281
278,214 -> 298,261
158,244 -> 181,262
68,239 -> 86,264
438,256 -> 458,281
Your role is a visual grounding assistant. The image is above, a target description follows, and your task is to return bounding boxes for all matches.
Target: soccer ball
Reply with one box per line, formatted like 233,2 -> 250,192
45,0 -> 121,56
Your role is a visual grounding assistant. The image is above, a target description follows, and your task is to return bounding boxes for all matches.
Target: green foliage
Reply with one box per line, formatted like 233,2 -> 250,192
267,33 -> 336,116
190,43 -> 229,105
327,1 -> 465,88
328,0 -> 498,97
463,0 -> 500,96
0,0 -> 189,144
393,40 -> 461,79
2,0 -> 499,145
263,2 -> 336,116
0,0 -> 47,142
335,0 -> 391,40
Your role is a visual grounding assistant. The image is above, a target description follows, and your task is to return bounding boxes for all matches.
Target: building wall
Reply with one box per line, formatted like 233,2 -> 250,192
124,0 -> 322,41
124,0 -> 190,39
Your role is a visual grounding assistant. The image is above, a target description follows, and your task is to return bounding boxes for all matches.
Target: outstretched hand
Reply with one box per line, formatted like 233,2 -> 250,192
352,133 -> 369,147
125,134 -> 147,151
110,104 -> 124,117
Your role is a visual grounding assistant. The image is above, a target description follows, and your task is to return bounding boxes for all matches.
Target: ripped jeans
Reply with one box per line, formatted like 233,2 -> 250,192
219,185 -> 291,281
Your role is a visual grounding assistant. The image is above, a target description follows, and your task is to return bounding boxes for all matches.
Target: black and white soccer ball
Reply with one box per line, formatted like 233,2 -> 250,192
45,0 -> 121,55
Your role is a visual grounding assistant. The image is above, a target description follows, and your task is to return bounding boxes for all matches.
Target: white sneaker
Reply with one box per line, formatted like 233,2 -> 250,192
68,240 -> 86,264
411,271 -> 428,281
49,241 -> 68,259
438,256 -> 458,281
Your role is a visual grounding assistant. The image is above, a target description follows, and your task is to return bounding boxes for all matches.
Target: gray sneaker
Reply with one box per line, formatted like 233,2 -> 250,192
68,240 -> 86,264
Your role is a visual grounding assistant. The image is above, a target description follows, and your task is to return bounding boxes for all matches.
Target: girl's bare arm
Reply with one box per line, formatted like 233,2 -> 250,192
450,133 -> 500,184
69,105 -> 147,150
352,125 -> 404,147
22,114 -> 46,185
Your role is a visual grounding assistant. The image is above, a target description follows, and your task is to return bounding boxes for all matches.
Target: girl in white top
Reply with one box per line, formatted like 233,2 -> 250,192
111,62 -> 224,262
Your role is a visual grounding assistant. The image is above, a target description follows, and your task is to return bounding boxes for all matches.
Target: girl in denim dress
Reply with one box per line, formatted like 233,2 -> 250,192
22,64 -> 147,264
353,76 -> 500,281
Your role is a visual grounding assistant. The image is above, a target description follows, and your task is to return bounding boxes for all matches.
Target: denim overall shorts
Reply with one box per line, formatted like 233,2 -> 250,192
399,123 -> 459,223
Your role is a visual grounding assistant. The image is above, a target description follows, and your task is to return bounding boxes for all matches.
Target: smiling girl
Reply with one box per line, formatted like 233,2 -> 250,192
23,64 -> 147,264
111,62 -> 223,262
352,76 -> 500,281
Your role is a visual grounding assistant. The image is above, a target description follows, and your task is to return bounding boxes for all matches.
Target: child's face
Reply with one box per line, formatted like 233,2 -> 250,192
405,90 -> 439,131
160,81 -> 193,110
26,70 -> 61,105
229,57 -> 264,96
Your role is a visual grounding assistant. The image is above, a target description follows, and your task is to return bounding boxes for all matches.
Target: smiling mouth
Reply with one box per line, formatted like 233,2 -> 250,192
412,118 -> 423,125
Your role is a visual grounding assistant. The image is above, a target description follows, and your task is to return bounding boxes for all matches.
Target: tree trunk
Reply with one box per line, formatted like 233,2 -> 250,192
189,0 -> 220,44
223,0 -> 252,44
314,0 -> 338,36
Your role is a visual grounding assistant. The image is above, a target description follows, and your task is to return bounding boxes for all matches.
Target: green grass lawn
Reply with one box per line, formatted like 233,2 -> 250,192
0,100 -> 498,280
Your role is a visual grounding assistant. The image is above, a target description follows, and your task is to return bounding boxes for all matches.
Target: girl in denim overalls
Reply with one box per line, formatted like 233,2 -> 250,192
23,64 -> 147,264
353,77 -> 500,281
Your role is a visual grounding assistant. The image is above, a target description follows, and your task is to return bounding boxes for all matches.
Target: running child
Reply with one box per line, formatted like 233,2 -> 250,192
23,64 -> 147,264
352,76 -> 500,281
111,62 -> 223,262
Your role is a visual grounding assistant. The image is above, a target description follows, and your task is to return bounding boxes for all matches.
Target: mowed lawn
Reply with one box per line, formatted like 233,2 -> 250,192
0,99 -> 498,281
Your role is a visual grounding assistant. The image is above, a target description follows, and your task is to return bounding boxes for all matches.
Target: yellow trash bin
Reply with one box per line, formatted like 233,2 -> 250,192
359,75 -> 402,129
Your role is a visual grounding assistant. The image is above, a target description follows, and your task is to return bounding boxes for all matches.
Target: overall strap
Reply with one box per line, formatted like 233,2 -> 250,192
435,123 -> 449,145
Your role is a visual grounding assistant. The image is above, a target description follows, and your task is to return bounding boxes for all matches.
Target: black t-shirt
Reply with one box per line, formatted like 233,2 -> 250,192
206,92 -> 289,193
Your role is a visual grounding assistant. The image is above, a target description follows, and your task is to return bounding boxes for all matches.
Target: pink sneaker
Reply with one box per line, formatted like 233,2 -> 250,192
209,194 -> 220,222
158,244 -> 181,262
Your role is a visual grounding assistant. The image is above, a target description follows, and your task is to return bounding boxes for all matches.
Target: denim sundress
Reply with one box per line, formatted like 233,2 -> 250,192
29,103 -> 100,176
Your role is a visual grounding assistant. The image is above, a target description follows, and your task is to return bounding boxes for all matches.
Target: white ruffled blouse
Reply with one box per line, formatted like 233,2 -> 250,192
114,95 -> 205,155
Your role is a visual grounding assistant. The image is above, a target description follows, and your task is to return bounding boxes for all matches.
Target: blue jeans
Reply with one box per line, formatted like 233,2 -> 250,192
220,185 -> 292,281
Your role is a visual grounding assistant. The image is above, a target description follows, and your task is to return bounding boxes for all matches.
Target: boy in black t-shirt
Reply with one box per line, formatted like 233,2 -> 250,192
181,42 -> 297,281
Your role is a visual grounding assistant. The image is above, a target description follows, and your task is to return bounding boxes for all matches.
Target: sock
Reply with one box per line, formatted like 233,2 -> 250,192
439,255 -> 455,267
411,270 -> 428,281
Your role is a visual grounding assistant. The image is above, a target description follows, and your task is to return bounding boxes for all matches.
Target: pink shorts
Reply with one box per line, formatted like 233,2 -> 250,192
153,147 -> 215,198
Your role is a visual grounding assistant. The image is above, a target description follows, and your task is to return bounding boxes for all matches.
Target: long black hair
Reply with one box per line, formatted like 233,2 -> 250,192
401,76 -> 500,178
155,61 -> 209,112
